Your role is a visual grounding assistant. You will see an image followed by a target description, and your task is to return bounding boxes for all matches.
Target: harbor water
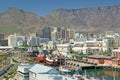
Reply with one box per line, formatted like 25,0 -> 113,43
65,68 -> 120,80
82,69 -> 120,80
86,69 -> 120,80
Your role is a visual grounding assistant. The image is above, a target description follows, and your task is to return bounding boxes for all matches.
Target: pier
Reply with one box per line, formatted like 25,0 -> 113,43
65,59 -> 120,70
65,59 -> 101,70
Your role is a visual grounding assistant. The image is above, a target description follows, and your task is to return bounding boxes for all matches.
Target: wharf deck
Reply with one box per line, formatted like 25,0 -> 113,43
65,60 -> 95,69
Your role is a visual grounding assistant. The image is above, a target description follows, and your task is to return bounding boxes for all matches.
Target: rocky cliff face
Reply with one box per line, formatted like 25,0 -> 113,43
0,5 -> 120,34
46,5 -> 120,31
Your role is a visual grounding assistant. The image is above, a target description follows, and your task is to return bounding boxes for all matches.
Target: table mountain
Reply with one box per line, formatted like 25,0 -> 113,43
46,4 -> 120,32
1,4 -> 120,34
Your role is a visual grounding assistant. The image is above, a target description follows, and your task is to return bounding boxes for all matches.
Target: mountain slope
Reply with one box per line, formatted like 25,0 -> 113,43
0,7 -> 45,34
46,5 -> 120,31
1,5 -> 120,34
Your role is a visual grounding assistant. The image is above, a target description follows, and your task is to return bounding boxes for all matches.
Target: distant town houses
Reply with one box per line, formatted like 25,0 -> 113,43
0,27 -> 120,55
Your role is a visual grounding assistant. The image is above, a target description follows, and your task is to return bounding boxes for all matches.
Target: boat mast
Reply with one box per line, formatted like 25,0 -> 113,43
54,44 -> 64,66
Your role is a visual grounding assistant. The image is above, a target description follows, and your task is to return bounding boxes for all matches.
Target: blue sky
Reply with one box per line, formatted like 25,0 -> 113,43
0,0 -> 120,16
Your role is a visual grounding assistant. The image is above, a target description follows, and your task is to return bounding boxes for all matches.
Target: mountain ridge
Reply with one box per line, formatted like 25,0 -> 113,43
1,4 -> 120,34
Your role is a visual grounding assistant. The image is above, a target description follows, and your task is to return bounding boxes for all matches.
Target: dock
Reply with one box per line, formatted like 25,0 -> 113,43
65,59 -> 99,70
65,58 -> 120,71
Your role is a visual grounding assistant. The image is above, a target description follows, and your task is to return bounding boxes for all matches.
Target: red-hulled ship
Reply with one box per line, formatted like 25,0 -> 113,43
45,57 -> 58,66
36,54 -> 46,62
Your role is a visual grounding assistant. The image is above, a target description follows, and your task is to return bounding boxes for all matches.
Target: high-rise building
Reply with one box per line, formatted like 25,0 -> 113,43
0,40 -> 8,46
51,27 -> 76,41
42,27 -> 51,40
28,36 -> 40,46
36,30 -> 43,38
51,27 -> 60,41
28,36 -> 49,46
0,34 -> 8,46
60,27 -> 67,40
36,27 -> 51,40
67,28 -> 75,39
8,34 -> 26,47
0,34 -> 4,40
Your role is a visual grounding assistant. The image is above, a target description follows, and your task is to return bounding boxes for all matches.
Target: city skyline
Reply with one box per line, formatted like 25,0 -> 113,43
0,0 -> 120,16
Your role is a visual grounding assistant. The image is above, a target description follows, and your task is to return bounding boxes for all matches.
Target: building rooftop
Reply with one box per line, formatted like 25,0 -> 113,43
88,55 -> 112,59
17,63 -> 34,73
29,64 -> 59,74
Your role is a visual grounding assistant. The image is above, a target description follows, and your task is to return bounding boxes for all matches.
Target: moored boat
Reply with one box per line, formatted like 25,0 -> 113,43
45,57 -> 58,65
59,65 -> 71,73
36,54 -> 46,62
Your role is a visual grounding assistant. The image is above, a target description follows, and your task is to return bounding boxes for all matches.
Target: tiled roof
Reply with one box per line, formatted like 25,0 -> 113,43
88,55 -> 112,59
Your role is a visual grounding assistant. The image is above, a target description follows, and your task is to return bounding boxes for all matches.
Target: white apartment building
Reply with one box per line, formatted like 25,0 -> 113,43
51,27 -> 60,41
56,44 -> 70,52
72,38 -> 108,54
8,34 -> 25,47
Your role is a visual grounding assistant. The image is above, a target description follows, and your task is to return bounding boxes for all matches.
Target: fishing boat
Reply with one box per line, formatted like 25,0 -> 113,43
36,49 -> 47,62
72,68 -> 82,80
45,56 -> 58,65
59,65 -> 71,73
59,58 -> 74,73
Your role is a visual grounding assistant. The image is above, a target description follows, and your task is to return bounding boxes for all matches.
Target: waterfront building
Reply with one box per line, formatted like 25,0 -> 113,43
17,64 -> 75,80
72,38 -> 106,54
87,55 -> 112,65
112,59 -> 120,67
87,54 -> 120,67
112,48 -> 120,66
29,64 -> 62,80
112,48 -> 120,59
17,64 -> 34,80
105,31 -> 114,37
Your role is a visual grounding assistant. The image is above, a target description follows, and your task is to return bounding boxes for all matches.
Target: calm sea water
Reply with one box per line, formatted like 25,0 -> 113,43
65,68 -> 120,80
81,69 -> 120,80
